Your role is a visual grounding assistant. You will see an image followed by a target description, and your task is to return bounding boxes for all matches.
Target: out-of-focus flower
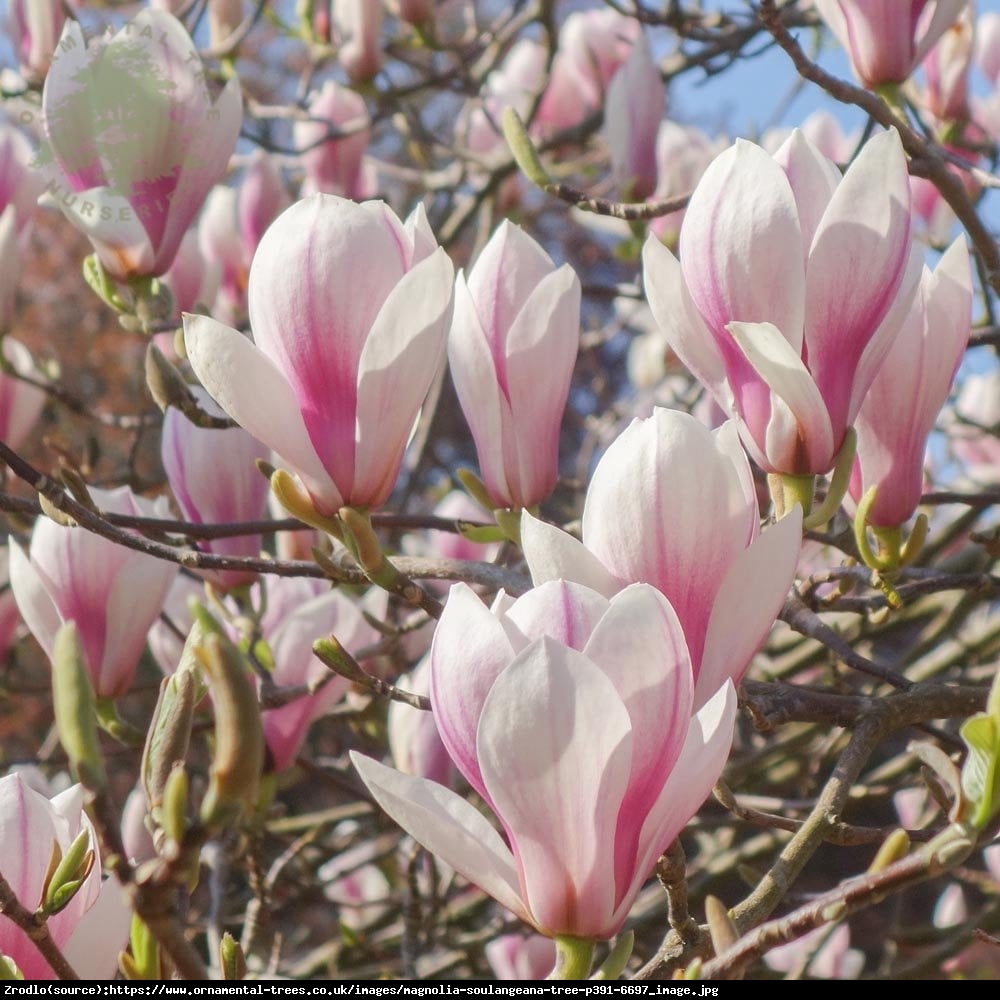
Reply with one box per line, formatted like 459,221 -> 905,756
258,578 -> 383,771
319,847 -> 392,930
648,122 -> 723,248
161,229 -> 220,320
643,129 -> 919,476
294,81 -> 374,201
8,0 -> 65,83
950,369 -> 1000,484
848,238 -> 971,528
161,387 -> 271,591
763,110 -> 860,163
120,786 -> 156,865
975,10 -> 1000,84
10,486 -> 178,698
604,33 -> 666,200
922,5 -> 975,121
0,773 -> 130,979
486,934 -> 556,980
199,151 -> 290,324
354,579 -> 737,941
39,9 -> 242,281
521,409 -> 802,706
185,195 -> 454,516
449,221 -> 580,510
334,0 -> 383,82
0,338 -> 47,452
0,547 -> 23,663
388,655 -> 459,788
814,0 -> 970,88
764,924 -> 864,979
0,121 -> 45,328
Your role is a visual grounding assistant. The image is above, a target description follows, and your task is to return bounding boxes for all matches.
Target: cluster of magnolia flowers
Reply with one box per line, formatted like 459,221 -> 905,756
0,0 -> 998,984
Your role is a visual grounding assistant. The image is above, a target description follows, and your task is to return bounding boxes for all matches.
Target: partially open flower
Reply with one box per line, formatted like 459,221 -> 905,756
39,9 -> 242,280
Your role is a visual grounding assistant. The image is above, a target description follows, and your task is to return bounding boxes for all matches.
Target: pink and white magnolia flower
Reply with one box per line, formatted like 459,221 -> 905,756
0,338 -> 47,453
294,80 -> 374,201
521,409 -> 801,706
161,387 -> 271,591
813,0 -> 970,88
604,32 -> 666,200
485,934 -> 556,981
10,487 -> 179,698
39,9 -> 242,281
334,0 -> 383,82
648,122 -> 724,248
8,0 -> 65,82
764,924 -> 864,980
848,238 -> 972,528
199,151 -> 290,324
388,654 -> 459,788
161,229 -> 220,320
922,4 -> 975,121
184,195 -> 454,515
354,579 -> 736,940
450,221 -> 580,510
0,123 -> 45,329
0,774 -> 130,979
258,578 -> 382,772
643,129 -> 920,476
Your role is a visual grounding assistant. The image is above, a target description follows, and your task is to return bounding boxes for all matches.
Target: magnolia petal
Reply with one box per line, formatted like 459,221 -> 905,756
805,128 -> 912,434
354,246 -> 454,506
478,638 -> 633,938
642,236 -> 731,407
520,510 -> 620,597
449,273 -> 511,504
613,680 -> 737,929
502,265 -> 581,507
728,321 -> 835,472
351,753 -> 530,924
8,540 -> 60,664
429,583 -> 513,799
582,584 -> 693,861
680,140 -> 806,354
771,130 -> 840,253
697,507 -> 801,708
183,314 -> 341,509
914,0 -> 974,64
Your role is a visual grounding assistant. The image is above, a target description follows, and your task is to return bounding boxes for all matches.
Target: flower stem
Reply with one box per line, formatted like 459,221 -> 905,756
548,936 -> 595,980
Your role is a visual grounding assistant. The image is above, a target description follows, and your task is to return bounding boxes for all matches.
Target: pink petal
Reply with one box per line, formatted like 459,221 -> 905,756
351,752 -> 530,924
520,510 -> 620,597
477,638 -> 633,938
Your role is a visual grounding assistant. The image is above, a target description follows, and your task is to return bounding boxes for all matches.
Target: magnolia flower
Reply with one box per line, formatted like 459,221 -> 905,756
449,221 -> 580,510
161,387 -> 271,591
486,934 -> 556,980
0,122 -> 45,329
10,486 -> 178,698
643,129 -> 920,476
388,655 -> 459,788
258,577 -> 384,772
334,0 -> 383,82
814,0 -> 970,88
764,924 -> 864,979
0,338 -> 46,453
848,238 -> 971,528
604,33 -> 666,200
521,409 -> 801,706
922,5 -> 975,121
294,80 -> 374,201
39,9 -> 242,280
949,369 -> 1000,485
184,195 -> 454,516
0,774 -> 130,979
648,122 -> 723,248
199,151 -> 290,324
8,0 -> 65,82
161,229 -> 220,319
354,580 -> 737,941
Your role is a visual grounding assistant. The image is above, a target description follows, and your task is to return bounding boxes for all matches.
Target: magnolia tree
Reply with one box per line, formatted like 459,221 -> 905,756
2,0 -> 1000,983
